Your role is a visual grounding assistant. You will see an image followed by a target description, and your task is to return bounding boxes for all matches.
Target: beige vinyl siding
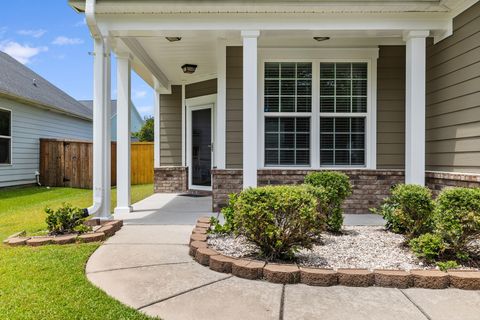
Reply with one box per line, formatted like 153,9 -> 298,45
376,45 -> 406,169
226,46 -> 243,168
185,78 -> 217,99
426,1 -> 480,173
160,85 -> 182,166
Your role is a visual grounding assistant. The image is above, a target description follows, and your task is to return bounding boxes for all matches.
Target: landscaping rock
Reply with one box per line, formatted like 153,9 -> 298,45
189,240 -> 208,257
300,268 -> 338,286
231,259 -> 265,280
448,271 -> 480,290
97,225 -> 116,237
78,232 -> 105,243
190,233 -> 207,244
337,269 -> 374,287
374,270 -> 412,288
195,247 -> 219,266
196,222 -> 210,229
51,234 -> 77,245
263,264 -> 300,284
411,270 -> 449,289
209,255 -> 236,273
7,237 -> 30,246
26,237 -> 53,247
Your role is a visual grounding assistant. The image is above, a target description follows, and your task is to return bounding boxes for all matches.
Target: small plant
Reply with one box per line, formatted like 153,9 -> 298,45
377,184 -> 434,239
410,233 -> 446,262
433,187 -> 480,260
304,171 -> 352,232
45,203 -> 90,235
436,260 -> 459,271
232,185 -> 324,260
210,193 -> 238,234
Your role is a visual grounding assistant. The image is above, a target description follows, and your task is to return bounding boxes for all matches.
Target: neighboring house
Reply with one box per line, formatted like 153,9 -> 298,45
0,52 -> 93,187
69,0 -> 480,216
79,100 -> 145,141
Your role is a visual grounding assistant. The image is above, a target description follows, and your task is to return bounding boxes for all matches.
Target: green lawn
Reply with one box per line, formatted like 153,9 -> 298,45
0,185 -> 157,320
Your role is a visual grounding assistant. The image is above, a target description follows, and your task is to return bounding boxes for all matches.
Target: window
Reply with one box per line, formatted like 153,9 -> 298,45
319,62 -> 367,166
0,108 -> 11,164
264,62 -> 312,166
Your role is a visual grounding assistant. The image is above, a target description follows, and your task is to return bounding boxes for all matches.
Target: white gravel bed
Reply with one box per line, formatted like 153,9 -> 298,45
208,226 -> 429,271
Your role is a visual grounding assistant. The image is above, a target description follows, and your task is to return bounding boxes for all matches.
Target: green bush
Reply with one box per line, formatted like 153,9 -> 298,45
45,203 -> 90,235
377,184 -> 434,239
433,187 -> 480,260
304,171 -> 352,232
232,185 -> 324,260
436,260 -> 459,271
210,193 -> 238,234
409,233 -> 446,261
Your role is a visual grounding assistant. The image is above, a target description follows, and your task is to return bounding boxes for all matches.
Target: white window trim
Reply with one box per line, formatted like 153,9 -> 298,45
185,94 -> 217,191
257,48 -> 379,170
0,107 -> 12,166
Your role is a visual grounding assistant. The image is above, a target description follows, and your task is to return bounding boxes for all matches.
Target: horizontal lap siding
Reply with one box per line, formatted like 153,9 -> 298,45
160,85 -> 182,166
376,46 -> 406,169
185,79 -> 217,99
426,2 -> 480,173
0,96 -> 92,187
226,46 -> 243,169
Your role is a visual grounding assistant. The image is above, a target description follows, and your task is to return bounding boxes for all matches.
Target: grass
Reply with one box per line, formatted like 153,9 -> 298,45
0,185 -> 157,320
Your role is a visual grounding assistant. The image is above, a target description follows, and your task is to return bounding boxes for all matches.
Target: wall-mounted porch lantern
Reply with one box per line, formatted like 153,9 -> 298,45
181,64 -> 198,74
165,37 -> 182,42
313,36 -> 330,42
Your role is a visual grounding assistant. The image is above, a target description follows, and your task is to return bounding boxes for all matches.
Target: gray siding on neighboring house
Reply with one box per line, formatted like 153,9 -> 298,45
425,1 -> 480,173
0,96 -> 92,187
226,46 -> 243,169
159,85 -> 182,166
376,45 -> 406,169
185,79 -> 217,99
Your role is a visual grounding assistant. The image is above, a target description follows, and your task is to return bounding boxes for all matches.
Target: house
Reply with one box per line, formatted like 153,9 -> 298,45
68,0 -> 480,217
79,100 -> 145,141
0,51 -> 93,187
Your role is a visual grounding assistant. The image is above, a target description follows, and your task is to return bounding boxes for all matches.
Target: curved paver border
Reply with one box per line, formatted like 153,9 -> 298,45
190,218 -> 480,290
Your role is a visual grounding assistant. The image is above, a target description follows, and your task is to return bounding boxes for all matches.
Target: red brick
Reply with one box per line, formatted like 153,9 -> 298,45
338,269 -> 374,287
231,259 -> 265,280
209,255 -> 236,273
189,240 -> 207,257
411,270 -> 449,289
26,237 -> 53,247
300,268 -> 338,286
264,264 -> 300,284
78,232 -> 105,243
195,247 -> 219,266
374,270 -> 412,288
448,271 -> 480,290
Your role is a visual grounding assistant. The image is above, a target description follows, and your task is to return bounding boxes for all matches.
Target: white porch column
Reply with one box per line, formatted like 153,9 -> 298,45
404,30 -> 429,185
215,39 -> 227,169
241,30 -> 260,188
114,53 -> 133,214
154,90 -> 161,168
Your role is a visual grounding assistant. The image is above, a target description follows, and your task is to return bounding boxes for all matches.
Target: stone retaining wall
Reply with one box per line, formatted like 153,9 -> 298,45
154,166 -> 188,193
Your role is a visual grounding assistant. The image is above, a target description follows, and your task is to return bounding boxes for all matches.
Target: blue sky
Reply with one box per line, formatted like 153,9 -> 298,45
0,1 -> 154,118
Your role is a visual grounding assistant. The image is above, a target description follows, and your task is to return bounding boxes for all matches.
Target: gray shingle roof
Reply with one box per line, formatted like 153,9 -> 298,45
0,51 -> 92,120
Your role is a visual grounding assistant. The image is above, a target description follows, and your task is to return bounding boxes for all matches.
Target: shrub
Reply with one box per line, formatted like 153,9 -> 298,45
436,260 -> 459,271
45,203 -> 90,235
210,193 -> 238,234
410,233 -> 445,261
377,184 -> 434,239
433,187 -> 480,260
232,185 -> 324,260
304,171 -> 352,232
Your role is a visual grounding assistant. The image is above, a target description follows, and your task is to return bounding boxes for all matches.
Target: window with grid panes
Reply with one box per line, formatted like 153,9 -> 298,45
319,63 -> 367,166
264,62 -> 312,166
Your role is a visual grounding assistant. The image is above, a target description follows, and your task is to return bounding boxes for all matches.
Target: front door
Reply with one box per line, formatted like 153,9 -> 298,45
191,108 -> 212,187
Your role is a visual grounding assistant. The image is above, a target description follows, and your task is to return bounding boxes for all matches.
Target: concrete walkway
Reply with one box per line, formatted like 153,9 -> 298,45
87,194 -> 480,320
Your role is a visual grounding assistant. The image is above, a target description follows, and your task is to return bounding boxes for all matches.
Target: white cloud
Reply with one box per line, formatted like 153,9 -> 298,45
0,27 -> 7,38
0,41 -> 48,64
52,36 -> 84,46
136,105 -> 154,118
133,89 -> 147,99
74,18 -> 87,27
17,29 -> 47,38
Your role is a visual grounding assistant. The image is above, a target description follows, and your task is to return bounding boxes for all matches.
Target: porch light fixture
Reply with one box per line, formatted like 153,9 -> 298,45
165,37 -> 182,42
181,64 -> 197,74
313,36 -> 330,42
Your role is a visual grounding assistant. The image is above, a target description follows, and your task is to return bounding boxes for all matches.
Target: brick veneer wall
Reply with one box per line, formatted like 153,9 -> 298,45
154,167 -> 188,193
426,171 -> 480,196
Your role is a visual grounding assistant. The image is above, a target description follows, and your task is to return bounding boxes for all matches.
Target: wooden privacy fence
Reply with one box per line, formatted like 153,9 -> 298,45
40,139 -> 153,188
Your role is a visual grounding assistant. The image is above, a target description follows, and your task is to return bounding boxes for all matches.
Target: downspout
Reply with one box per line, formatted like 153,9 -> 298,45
83,0 -> 104,217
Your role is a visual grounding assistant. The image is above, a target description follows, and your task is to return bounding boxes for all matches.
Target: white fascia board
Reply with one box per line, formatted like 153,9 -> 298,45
97,12 -> 451,33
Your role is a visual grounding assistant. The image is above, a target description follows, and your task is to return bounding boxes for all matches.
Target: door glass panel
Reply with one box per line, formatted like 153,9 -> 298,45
191,109 -> 212,186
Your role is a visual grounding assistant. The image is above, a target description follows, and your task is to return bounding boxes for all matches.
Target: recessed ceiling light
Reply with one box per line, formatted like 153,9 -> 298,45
181,64 -> 197,74
313,36 -> 330,42
165,37 -> 182,42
